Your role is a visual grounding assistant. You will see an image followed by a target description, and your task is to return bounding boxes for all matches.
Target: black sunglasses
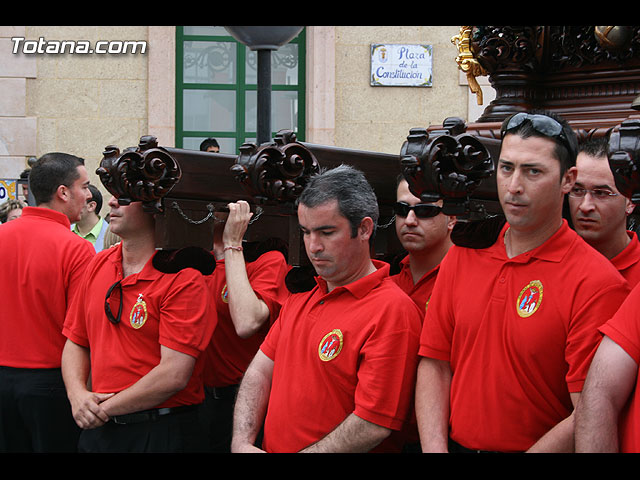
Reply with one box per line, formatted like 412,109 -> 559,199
394,201 -> 442,219
104,279 -> 123,325
501,112 -> 574,156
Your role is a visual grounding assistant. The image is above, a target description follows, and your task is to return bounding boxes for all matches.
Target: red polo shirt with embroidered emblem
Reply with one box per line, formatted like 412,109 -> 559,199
0,206 -> 95,368
611,231 -> 640,289
599,284 -> 640,452
259,260 -> 422,453
63,243 -> 216,408
202,250 -> 289,387
419,220 -> 630,452
391,254 -> 440,314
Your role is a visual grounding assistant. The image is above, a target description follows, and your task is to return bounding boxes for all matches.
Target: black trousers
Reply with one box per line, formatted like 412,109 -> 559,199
0,366 -> 80,452
78,405 -> 208,453
202,385 -> 239,453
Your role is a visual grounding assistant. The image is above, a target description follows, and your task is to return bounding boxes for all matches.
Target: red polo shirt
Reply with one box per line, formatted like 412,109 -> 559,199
599,284 -> 640,452
260,260 -> 422,453
420,220 -> 630,452
391,254 -> 440,314
611,231 -> 640,289
202,250 -> 289,387
63,243 -> 216,408
0,206 -> 95,368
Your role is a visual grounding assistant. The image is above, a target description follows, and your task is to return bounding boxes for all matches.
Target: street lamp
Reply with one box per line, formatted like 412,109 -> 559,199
224,26 -> 304,145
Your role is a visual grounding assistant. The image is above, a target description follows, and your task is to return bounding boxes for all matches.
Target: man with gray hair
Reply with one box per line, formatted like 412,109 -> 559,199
232,164 -> 422,453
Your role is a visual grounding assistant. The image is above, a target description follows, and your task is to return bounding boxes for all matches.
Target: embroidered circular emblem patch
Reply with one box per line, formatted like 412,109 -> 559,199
130,294 -> 148,329
221,284 -> 229,304
516,280 -> 543,318
318,329 -> 343,362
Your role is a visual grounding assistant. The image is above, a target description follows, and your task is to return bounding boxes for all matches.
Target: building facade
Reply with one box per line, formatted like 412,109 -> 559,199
0,26 -> 492,201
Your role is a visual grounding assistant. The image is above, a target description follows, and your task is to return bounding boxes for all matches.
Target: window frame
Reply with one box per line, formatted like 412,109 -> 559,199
175,26 -> 306,152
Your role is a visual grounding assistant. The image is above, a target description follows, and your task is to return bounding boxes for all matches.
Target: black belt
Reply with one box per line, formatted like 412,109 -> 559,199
206,384 -> 239,401
448,438 -> 504,454
111,405 -> 199,425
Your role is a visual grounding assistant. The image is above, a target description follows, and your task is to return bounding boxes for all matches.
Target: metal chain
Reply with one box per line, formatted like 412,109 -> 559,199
249,206 -> 264,224
171,202 -> 218,224
376,216 -> 396,229
171,201 -> 264,225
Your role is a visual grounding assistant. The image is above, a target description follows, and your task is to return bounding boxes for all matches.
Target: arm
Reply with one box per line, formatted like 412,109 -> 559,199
300,413 -> 391,453
98,345 -> 196,417
231,350 -> 274,453
61,339 -> 113,429
575,336 -> 638,452
415,357 -> 451,452
223,201 -> 271,338
526,392 -> 579,452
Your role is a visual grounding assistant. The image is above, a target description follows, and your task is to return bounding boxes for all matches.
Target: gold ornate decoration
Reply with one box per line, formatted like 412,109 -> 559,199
451,26 -> 488,105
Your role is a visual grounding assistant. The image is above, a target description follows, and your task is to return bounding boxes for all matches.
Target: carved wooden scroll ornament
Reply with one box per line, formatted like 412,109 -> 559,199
96,135 -> 182,214
400,117 -> 494,216
230,130 -> 320,204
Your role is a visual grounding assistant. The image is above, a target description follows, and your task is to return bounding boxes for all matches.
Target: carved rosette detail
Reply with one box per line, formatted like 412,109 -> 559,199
231,130 -> 320,204
400,118 -> 494,216
96,135 -> 182,214
469,26 -> 540,73
549,26 -> 640,69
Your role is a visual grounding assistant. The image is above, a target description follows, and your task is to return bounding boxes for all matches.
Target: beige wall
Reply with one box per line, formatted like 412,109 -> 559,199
333,26 -> 469,155
24,26 -> 149,189
0,26 -> 36,181
1,26 -> 489,195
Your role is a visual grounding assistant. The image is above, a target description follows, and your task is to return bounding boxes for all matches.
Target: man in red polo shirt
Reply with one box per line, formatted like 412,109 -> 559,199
61,196 -> 216,453
568,137 -> 640,287
576,284 -> 640,452
416,111 -> 630,453
202,199 -> 289,452
392,176 -> 456,313
231,165 -> 422,453
0,152 -> 94,452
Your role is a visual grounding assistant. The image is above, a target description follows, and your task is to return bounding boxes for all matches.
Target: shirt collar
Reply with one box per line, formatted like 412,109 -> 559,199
22,206 -> 71,229
612,231 -> 640,270
72,216 -> 104,241
399,253 -> 440,284
492,219 -> 574,263
86,216 -> 105,239
314,259 -> 390,299
107,242 -> 163,283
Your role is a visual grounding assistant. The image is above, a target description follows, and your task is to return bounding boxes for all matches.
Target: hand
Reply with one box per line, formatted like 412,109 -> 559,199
69,390 -> 115,429
222,200 -> 253,247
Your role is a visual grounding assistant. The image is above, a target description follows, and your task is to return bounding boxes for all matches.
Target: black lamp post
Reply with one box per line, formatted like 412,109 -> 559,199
224,26 -> 303,145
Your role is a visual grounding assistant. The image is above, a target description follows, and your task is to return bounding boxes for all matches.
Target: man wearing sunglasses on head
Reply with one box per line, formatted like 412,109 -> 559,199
391,176 -> 456,313
568,137 -> 640,287
61,197 -> 217,453
416,110 -> 630,453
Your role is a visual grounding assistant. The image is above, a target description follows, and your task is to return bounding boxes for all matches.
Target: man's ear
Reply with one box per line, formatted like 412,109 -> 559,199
55,184 -> 70,203
561,166 -> 578,195
359,216 -> 374,242
446,215 -> 457,232
625,198 -> 636,216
